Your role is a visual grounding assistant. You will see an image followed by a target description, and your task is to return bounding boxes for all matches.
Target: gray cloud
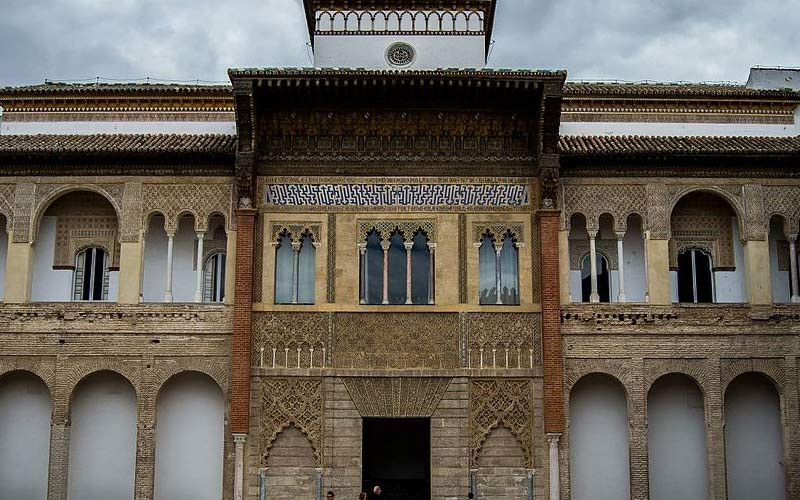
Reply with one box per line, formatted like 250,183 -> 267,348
0,0 -> 797,86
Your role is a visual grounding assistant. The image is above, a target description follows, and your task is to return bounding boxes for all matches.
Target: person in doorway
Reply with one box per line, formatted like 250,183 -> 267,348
326,491 -> 335,500
372,485 -> 382,498
358,493 -> 368,500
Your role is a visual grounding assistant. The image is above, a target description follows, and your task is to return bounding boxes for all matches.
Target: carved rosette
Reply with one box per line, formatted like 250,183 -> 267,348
342,377 -> 451,418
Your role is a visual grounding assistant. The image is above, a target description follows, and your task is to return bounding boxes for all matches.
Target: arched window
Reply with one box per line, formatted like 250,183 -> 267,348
203,252 -> 226,303
360,228 -> 434,305
73,247 -> 109,301
581,254 -> 610,303
478,230 -> 519,305
677,249 -> 713,303
274,230 -> 316,305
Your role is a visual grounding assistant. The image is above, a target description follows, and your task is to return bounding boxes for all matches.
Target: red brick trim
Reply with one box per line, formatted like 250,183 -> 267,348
231,208 -> 257,434
539,209 -> 564,433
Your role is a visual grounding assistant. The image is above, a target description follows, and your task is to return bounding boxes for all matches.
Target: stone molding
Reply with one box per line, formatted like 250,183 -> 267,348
341,377 -> 451,417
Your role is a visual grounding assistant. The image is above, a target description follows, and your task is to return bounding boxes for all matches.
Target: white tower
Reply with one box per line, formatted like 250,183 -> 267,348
303,0 -> 497,69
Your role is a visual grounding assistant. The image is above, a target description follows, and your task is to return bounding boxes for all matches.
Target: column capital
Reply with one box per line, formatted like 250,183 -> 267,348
196,231 -> 205,239
233,433 -> 248,444
404,241 -> 414,251
616,231 -> 625,240
380,240 -> 391,251
587,230 -> 598,240
786,232 -> 799,242
546,432 -> 562,444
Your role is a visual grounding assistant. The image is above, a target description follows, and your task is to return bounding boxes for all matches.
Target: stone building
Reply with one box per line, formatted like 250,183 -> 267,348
0,1 -> 798,500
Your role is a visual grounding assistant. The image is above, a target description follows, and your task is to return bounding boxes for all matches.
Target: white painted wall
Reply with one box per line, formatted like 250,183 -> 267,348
647,375 -> 708,500
725,373 -> 786,500
622,220 -> 647,302
154,373 -> 224,500
1,121 -> 236,135
569,374 -> 630,500
769,221 -> 791,303
314,34 -> 485,69
0,372 -> 51,500
68,372 -> 137,500
142,217 -> 198,302
560,121 -> 797,137
31,217 -> 119,302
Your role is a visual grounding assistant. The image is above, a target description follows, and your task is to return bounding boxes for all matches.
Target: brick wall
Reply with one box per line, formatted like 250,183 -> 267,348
231,209 -> 256,434
539,211 -> 564,433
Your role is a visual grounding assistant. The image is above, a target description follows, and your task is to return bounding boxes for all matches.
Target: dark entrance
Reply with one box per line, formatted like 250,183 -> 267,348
362,418 -> 430,500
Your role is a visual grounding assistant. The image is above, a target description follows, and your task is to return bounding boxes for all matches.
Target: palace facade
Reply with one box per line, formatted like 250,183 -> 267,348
0,1 -> 799,500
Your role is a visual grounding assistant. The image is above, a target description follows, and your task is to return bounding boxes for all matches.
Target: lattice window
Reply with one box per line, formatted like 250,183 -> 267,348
478,229 -> 520,305
203,252 -> 226,303
72,247 -> 109,301
274,229 -> 317,305
359,227 -> 434,305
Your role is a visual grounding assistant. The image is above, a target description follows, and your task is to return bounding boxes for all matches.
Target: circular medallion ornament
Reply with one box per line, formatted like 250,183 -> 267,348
386,42 -> 416,68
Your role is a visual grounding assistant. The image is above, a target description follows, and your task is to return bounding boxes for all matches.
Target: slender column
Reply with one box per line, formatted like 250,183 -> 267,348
194,232 -> 205,302
547,433 -> 560,500
404,240 -> 413,304
139,231 -> 147,302
789,234 -> 800,303
358,244 -> 367,304
381,240 -> 390,304
642,232 -> 650,302
291,241 -> 301,304
164,230 -> 175,302
428,243 -> 436,304
616,232 -> 626,302
233,433 -> 247,500
494,242 -> 503,305
588,231 -> 599,302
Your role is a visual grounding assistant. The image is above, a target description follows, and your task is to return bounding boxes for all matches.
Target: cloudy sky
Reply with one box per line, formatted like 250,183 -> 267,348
0,0 -> 798,86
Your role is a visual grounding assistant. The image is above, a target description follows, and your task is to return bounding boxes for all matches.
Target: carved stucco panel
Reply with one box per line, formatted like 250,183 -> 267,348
763,185 -> 800,235
646,183 -> 670,240
259,377 -> 323,466
563,184 -> 647,233
270,222 -> 322,244
470,379 -> 534,468
342,377 -> 451,418
252,313 -> 327,368
142,183 -> 233,233
466,313 -> 542,368
472,222 -> 525,244
357,219 -> 437,243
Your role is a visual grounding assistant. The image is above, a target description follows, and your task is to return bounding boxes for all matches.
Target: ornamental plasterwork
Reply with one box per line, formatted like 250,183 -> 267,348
342,377 -> 451,418
270,222 -> 322,245
669,192 -> 736,269
568,238 -> 619,271
251,313 -> 327,368
264,182 -> 531,208
357,219 -> 437,243
0,184 -> 15,227
469,379 -> 533,468
562,184 -> 647,233
259,377 -> 323,466
763,185 -> 800,235
46,192 -> 121,268
472,222 -> 524,245
466,313 -> 542,369
141,183 -> 233,233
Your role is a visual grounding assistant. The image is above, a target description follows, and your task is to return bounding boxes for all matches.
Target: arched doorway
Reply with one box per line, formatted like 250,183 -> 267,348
0,371 -> 51,500
647,374 -> 708,500
724,373 -> 785,500
154,372 -> 224,500
67,371 -> 137,500
569,373 -> 630,500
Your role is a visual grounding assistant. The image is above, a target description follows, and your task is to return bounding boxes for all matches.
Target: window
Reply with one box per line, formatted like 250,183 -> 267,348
478,230 -> 519,305
581,254 -> 610,303
73,247 -> 109,301
677,249 -> 713,303
274,230 -> 316,305
360,228 -> 433,305
203,252 -> 226,303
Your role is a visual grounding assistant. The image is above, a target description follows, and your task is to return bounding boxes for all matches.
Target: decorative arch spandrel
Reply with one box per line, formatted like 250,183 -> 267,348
259,377 -> 323,467
141,183 -> 233,233
469,379 -> 533,468
562,184 -> 647,233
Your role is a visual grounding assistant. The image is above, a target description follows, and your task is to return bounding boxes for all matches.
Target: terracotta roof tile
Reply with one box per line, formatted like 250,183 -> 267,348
0,134 -> 237,155
0,82 -> 232,95
559,135 -> 800,155
564,82 -> 800,99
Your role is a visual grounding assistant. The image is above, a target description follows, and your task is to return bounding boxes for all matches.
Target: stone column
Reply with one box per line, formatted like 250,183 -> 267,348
494,241 -> 503,305
164,230 -> 175,302
358,243 -> 367,304
4,240 -> 34,303
646,237 -> 671,304
428,243 -> 436,304
788,234 -> 800,303
233,433 -> 247,500
194,232 -> 205,302
642,232 -> 650,302
547,433 -> 561,500
404,240 -> 413,304
616,232 -> 627,302
588,231 -> 599,302
381,239 -> 390,305
743,239 -> 772,305
291,240 -> 301,304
